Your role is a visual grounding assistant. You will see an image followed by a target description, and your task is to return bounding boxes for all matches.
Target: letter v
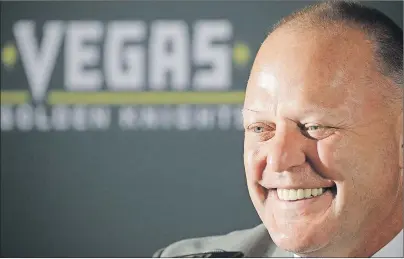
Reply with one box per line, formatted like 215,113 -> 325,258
13,20 -> 64,103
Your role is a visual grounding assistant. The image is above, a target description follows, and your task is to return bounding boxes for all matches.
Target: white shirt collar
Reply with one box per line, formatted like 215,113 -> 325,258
293,229 -> 403,258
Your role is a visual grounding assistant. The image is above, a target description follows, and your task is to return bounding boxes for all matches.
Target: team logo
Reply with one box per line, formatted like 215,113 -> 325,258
1,20 -> 252,132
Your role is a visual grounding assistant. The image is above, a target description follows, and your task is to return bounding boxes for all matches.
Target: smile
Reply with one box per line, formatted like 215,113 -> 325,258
259,185 -> 337,202
276,188 -> 332,201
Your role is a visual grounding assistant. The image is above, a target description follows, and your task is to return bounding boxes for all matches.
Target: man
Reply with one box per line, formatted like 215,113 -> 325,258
154,1 -> 403,257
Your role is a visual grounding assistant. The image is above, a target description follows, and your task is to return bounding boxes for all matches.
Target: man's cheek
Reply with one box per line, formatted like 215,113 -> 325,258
244,144 -> 266,183
316,135 -> 349,180
244,148 -> 257,180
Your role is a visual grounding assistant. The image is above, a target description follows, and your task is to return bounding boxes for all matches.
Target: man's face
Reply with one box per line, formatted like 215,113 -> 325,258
243,26 -> 403,256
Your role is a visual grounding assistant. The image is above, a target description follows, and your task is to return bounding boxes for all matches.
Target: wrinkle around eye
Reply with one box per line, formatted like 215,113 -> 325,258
302,126 -> 337,140
245,122 -> 275,132
245,122 -> 276,141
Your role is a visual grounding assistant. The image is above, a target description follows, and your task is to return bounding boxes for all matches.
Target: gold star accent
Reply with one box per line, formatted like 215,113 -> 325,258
233,42 -> 251,67
2,43 -> 18,68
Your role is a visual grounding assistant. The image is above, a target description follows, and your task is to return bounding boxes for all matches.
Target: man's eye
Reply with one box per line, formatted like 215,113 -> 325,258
246,124 -> 273,134
253,126 -> 265,133
301,124 -> 335,140
246,124 -> 275,141
305,125 -> 322,131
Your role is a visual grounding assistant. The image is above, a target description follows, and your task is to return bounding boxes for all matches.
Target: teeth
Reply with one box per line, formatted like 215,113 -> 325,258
277,188 -> 324,201
283,189 -> 289,200
297,189 -> 304,199
277,189 -> 284,200
304,189 -> 312,198
289,189 -> 297,201
312,188 -> 318,196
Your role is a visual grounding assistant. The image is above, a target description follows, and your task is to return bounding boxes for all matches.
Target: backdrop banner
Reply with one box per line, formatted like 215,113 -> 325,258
1,1 -> 402,257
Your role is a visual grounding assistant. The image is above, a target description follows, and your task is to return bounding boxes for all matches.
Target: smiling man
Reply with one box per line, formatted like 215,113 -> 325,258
154,1 -> 403,257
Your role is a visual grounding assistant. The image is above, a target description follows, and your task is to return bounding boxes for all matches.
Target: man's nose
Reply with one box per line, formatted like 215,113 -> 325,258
265,126 -> 306,173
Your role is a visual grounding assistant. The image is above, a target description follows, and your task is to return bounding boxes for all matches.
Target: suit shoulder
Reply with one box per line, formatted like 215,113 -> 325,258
154,224 -> 275,257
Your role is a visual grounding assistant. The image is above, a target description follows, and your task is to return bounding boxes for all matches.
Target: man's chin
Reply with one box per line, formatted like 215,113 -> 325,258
273,236 -> 326,255
267,225 -> 332,255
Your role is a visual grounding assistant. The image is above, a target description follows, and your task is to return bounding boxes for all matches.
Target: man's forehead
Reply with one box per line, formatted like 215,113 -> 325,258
250,26 -> 375,82
244,25 -> 379,121
244,69 -> 356,112
242,100 -> 351,122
